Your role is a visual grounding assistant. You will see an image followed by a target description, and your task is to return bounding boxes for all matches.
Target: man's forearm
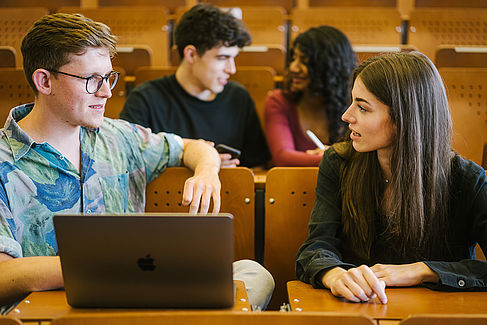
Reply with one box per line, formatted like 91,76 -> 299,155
182,139 -> 221,172
0,256 -> 63,306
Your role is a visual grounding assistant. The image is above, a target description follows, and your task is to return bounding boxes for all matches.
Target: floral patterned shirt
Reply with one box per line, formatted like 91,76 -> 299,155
0,104 -> 183,259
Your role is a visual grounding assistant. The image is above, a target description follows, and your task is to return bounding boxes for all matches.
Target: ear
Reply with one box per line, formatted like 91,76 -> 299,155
182,45 -> 199,64
32,69 -> 52,95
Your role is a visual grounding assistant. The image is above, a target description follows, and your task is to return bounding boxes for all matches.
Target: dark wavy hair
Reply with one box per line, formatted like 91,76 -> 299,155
284,25 -> 356,143
175,4 -> 251,58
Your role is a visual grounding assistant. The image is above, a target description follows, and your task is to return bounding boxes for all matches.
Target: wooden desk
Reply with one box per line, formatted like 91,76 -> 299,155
288,280 -> 487,324
8,281 -> 250,324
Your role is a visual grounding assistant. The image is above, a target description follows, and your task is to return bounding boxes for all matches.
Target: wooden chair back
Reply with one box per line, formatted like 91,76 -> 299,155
0,1 -> 78,13
290,7 -> 402,45
439,68 -> 487,166
0,7 -> 49,67
50,311 -> 375,325
146,167 -> 255,260
240,6 -> 287,49
435,46 -> 487,69
0,317 -> 22,325
299,0 -> 395,7
58,6 -> 170,66
104,66 -> 126,119
201,0 -> 294,13
236,46 -> 286,76
231,67 -> 275,133
415,0 -> 487,8
408,8 -> 487,60
134,66 -> 176,86
0,46 -> 17,68
354,44 -> 417,64
0,68 -> 34,124
264,167 -> 319,309
98,0 -> 185,13
113,45 -> 152,77
400,314 -> 487,325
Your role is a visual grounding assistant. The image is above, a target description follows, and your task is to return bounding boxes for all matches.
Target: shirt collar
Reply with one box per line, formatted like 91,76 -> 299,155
4,103 -> 100,162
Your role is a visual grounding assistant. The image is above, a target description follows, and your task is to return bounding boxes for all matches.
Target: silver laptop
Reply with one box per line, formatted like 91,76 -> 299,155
53,213 -> 234,308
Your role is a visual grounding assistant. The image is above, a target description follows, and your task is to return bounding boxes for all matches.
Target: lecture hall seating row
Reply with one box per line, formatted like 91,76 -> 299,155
1,2 -> 486,71
1,65 -> 485,168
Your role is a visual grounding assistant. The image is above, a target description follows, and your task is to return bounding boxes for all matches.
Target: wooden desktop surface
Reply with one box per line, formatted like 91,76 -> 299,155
8,280 -> 250,324
288,280 -> 487,323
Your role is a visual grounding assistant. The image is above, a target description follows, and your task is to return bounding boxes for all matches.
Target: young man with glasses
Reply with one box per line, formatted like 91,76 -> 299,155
0,13 -> 273,312
120,4 -> 270,168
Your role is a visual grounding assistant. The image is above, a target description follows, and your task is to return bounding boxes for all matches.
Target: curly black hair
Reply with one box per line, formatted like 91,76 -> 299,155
284,25 -> 356,144
175,4 -> 251,58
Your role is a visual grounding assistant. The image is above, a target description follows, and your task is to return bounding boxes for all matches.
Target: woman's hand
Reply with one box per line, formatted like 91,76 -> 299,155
322,266 -> 388,304
305,146 -> 329,156
371,262 -> 439,286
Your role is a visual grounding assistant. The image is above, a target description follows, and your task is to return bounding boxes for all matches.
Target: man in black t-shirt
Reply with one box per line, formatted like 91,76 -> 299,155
120,4 -> 270,168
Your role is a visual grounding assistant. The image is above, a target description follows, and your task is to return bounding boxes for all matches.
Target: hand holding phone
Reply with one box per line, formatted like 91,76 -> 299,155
215,144 -> 241,159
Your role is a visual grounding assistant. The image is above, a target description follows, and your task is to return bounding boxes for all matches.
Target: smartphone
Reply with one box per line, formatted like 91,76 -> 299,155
216,144 -> 241,159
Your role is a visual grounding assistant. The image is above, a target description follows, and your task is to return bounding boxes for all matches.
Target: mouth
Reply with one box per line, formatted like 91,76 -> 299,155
291,76 -> 306,83
218,77 -> 228,86
350,128 -> 361,137
89,104 -> 105,110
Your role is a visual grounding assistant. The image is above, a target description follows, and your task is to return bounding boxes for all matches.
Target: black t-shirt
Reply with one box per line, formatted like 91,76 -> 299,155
120,74 -> 270,167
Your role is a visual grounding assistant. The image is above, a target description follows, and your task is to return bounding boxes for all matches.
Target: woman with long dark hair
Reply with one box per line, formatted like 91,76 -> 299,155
296,52 -> 487,304
265,26 -> 356,166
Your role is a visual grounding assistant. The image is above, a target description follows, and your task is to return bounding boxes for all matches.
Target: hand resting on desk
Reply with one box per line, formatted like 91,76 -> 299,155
322,262 -> 440,304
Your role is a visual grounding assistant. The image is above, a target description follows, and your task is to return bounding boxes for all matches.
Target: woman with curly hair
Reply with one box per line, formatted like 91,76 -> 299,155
264,26 -> 356,166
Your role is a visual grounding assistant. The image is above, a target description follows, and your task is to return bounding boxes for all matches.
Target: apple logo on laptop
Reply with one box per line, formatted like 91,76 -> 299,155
137,254 -> 156,271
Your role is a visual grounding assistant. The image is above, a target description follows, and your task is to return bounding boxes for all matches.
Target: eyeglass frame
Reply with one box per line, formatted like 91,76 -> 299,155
46,69 -> 120,94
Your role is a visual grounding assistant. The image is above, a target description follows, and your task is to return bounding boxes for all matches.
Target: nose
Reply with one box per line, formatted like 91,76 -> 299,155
225,58 -> 236,75
342,104 -> 355,123
95,78 -> 112,99
289,59 -> 300,73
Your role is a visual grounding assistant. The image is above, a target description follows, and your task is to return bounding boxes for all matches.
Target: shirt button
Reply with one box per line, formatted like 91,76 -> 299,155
86,209 -> 92,214
59,155 -> 64,160
458,279 -> 465,287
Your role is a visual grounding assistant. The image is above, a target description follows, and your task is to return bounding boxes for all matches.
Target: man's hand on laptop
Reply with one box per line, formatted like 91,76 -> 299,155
182,139 -> 222,214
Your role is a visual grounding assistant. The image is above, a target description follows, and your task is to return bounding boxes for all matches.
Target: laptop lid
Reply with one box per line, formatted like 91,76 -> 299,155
53,213 -> 234,308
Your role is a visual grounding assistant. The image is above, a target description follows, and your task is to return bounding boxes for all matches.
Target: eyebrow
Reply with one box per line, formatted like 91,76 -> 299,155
355,97 -> 371,105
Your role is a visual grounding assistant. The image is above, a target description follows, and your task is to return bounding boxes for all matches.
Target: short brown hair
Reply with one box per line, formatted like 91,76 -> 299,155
21,13 -> 118,95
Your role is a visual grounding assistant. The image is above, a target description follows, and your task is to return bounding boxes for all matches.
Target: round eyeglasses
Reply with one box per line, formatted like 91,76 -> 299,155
47,69 -> 120,94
